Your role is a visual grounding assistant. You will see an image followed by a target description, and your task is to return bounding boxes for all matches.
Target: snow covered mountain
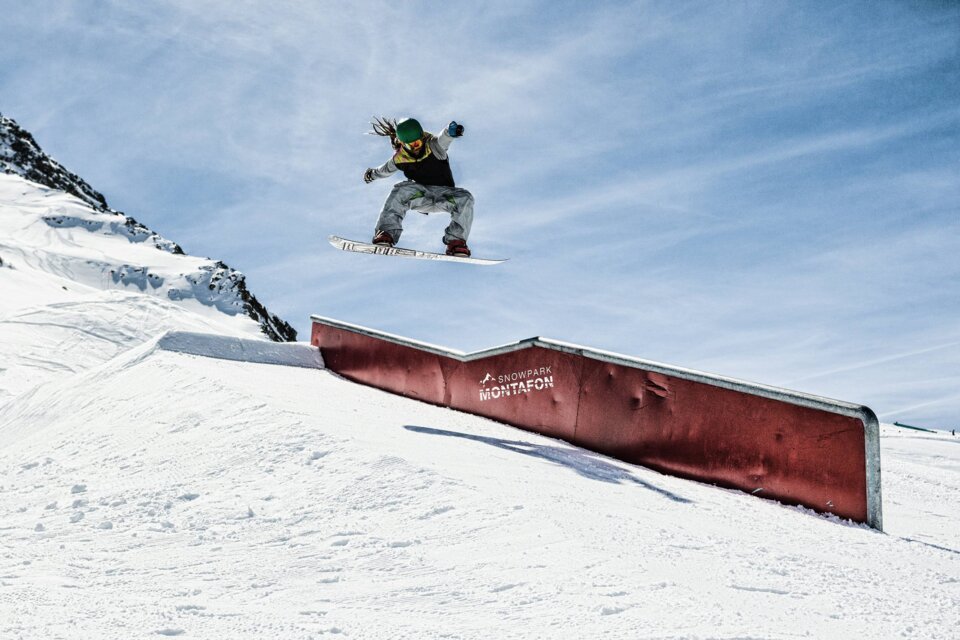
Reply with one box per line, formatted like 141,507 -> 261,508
0,112 -> 296,344
1,112 -> 957,638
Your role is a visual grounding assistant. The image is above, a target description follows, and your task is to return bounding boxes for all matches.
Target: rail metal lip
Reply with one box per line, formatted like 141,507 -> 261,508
311,314 -> 883,530
312,315 -> 863,414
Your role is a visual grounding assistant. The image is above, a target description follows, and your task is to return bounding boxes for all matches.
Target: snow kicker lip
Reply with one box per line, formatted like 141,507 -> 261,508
157,331 -> 324,369
310,314 -> 882,531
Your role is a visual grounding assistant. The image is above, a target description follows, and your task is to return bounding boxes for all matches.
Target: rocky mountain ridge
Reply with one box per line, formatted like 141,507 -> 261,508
0,112 -> 296,341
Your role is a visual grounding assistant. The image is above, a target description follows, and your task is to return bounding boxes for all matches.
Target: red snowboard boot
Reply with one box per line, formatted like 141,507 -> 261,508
372,230 -> 395,247
445,239 -> 471,257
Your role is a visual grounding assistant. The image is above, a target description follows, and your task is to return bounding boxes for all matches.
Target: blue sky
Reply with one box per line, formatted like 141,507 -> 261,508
2,1 -> 958,428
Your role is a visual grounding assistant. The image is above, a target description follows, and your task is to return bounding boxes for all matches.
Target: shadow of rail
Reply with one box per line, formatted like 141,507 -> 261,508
405,425 -> 692,504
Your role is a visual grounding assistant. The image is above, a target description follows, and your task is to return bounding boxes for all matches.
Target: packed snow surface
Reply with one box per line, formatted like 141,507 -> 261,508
1,171 -> 958,638
1,340 -> 958,638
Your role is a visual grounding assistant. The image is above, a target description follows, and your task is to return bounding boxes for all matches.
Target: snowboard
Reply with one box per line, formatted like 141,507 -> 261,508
328,235 -> 507,266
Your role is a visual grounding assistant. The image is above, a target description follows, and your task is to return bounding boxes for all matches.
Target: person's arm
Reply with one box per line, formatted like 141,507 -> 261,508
433,121 -> 464,158
364,158 -> 398,183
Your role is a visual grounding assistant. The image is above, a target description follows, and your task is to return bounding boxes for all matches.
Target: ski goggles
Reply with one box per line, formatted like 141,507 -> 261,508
401,138 -> 424,152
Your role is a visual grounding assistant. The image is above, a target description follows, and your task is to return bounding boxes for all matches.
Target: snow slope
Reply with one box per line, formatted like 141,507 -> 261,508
1,113 -> 296,343
0,326 -> 958,638
0,172 -> 295,402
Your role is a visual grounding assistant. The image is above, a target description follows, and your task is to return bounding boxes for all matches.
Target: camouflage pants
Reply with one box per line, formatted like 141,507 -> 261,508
375,180 -> 474,245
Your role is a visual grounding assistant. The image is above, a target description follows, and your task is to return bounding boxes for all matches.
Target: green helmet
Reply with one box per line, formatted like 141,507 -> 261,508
395,118 -> 423,144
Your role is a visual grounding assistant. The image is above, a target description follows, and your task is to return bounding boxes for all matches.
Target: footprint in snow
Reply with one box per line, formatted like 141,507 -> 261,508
71,484 -> 87,494
418,505 -> 455,520
388,540 -> 418,548
175,605 -> 206,613
600,605 -> 628,616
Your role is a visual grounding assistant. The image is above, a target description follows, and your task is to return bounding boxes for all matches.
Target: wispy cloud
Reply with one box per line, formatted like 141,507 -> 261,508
1,0 -> 958,426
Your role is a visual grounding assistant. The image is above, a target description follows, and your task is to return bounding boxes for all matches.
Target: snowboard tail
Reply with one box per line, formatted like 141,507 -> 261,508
328,236 -> 507,265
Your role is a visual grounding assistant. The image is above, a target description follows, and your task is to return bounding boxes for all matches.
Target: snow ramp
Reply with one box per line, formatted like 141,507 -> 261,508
157,331 -> 324,369
311,315 -> 882,530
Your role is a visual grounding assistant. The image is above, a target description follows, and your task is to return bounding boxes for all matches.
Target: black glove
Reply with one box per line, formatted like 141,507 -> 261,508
363,168 -> 375,183
447,121 -> 464,137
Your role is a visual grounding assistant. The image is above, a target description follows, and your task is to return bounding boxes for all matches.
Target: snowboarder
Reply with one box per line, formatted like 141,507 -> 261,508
363,117 -> 474,257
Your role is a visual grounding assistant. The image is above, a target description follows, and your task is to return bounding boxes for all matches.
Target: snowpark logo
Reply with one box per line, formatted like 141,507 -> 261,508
479,366 -> 554,402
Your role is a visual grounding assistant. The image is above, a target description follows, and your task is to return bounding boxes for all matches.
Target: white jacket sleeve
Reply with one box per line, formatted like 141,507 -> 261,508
432,129 -> 454,159
370,158 -> 398,180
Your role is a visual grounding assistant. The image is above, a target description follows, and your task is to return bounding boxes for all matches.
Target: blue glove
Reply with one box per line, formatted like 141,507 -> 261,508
447,121 -> 464,137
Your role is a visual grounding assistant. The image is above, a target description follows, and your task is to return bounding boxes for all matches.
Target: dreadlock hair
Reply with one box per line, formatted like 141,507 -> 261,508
370,117 -> 401,151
